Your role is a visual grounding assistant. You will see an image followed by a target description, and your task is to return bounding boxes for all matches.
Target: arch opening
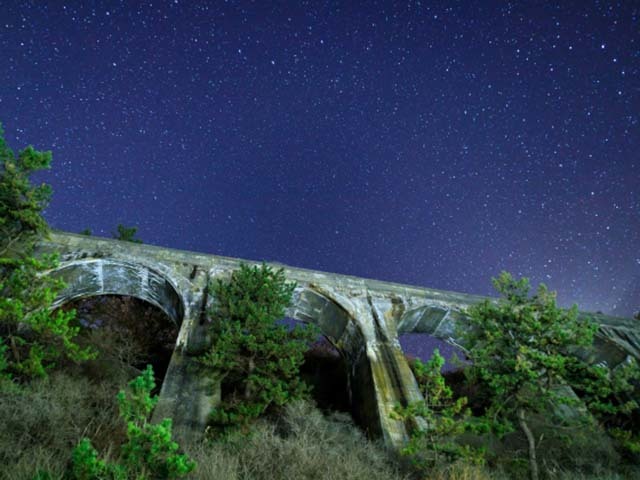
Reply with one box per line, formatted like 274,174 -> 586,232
49,259 -> 185,326
287,287 -> 374,431
56,294 -> 180,391
278,317 -> 351,414
398,306 -> 480,414
286,287 -> 358,416
399,332 -> 467,373
398,332 -> 476,409
47,259 -> 185,391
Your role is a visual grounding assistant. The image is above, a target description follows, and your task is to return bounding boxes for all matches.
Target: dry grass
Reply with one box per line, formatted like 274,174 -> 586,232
1,378 -> 637,480
184,399 -> 411,480
423,465 -> 637,480
0,372 -> 125,480
409,461 -> 498,480
0,307 -> 636,480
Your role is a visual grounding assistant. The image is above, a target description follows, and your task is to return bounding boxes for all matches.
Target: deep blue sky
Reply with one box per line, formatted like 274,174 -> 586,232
1,1 -> 638,317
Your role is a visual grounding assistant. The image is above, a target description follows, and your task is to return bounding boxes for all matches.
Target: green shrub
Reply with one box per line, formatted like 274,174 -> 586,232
112,224 -> 142,243
67,365 -> 195,480
199,263 -> 319,436
186,399 -> 409,480
391,349 -> 485,474
0,123 -> 94,382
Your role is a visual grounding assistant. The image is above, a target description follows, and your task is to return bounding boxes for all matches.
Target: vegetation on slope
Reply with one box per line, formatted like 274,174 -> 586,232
395,272 -> 640,480
0,125 -> 193,479
0,123 -> 93,382
0,124 -> 638,479
198,262 -> 319,437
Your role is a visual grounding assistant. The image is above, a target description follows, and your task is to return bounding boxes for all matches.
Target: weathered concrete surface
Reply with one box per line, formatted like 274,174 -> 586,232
36,231 -> 640,449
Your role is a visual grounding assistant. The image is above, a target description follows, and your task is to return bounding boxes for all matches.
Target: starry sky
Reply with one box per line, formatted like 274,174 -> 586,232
1,1 -> 639,318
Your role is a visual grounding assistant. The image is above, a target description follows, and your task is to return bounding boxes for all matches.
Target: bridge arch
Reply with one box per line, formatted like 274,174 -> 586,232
397,305 -> 468,340
48,258 -> 185,327
397,303 -> 640,380
288,286 -> 425,442
288,286 -> 352,346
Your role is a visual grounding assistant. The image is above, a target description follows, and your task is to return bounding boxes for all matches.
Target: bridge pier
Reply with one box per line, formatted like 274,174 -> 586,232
151,271 -> 218,446
36,232 -> 639,452
151,317 -> 218,446
151,349 -> 218,445
336,295 -> 426,448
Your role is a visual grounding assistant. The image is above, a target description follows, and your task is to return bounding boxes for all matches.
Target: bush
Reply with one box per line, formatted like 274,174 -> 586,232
185,399 -> 409,480
0,372 -> 124,479
391,349 -> 485,473
199,263 -> 319,436
66,365 -> 195,480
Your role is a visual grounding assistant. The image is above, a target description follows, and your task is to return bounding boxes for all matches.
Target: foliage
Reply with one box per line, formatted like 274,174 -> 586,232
0,124 -> 51,243
0,123 -> 94,381
567,357 -> 639,419
460,271 -> 640,480
68,365 -> 195,479
0,369 -> 127,478
565,355 -> 640,459
113,224 -> 142,243
66,295 -> 178,385
198,263 -> 319,436
0,339 -> 9,384
391,349 -> 485,472
69,438 -> 125,480
79,228 -> 92,236
187,399 -> 409,480
462,273 -> 596,414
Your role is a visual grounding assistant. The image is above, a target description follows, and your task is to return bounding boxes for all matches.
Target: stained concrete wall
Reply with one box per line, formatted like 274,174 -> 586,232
37,231 -> 640,449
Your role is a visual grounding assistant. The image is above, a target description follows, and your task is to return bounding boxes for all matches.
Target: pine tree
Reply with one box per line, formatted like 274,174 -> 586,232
0,123 -> 93,381
462,272 -> 640,480
68,365 -> 196,479
199,263 -> 319,436
113,224 -> 142,243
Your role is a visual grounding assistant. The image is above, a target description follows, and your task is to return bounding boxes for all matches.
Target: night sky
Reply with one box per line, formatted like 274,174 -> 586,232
1,1 -> 639,318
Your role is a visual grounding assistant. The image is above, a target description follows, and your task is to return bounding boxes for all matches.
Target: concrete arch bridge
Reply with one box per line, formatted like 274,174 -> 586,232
36,232 -> 639,449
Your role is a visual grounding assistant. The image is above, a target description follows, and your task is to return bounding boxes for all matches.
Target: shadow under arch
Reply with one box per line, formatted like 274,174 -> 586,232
288,286 -> 352,347
278,288 -> 353,415
397,304 -> 469,354
287,286 -> 398,439
48,258 -> 185,328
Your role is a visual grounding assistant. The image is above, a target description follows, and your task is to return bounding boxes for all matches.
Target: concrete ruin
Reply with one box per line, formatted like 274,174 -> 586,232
36,231 -> 640,449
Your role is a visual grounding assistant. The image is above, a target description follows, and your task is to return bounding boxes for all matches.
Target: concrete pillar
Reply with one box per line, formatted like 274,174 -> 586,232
338,297 -> 425,449
151,347 -> 219,445
152,284 -> 218,446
